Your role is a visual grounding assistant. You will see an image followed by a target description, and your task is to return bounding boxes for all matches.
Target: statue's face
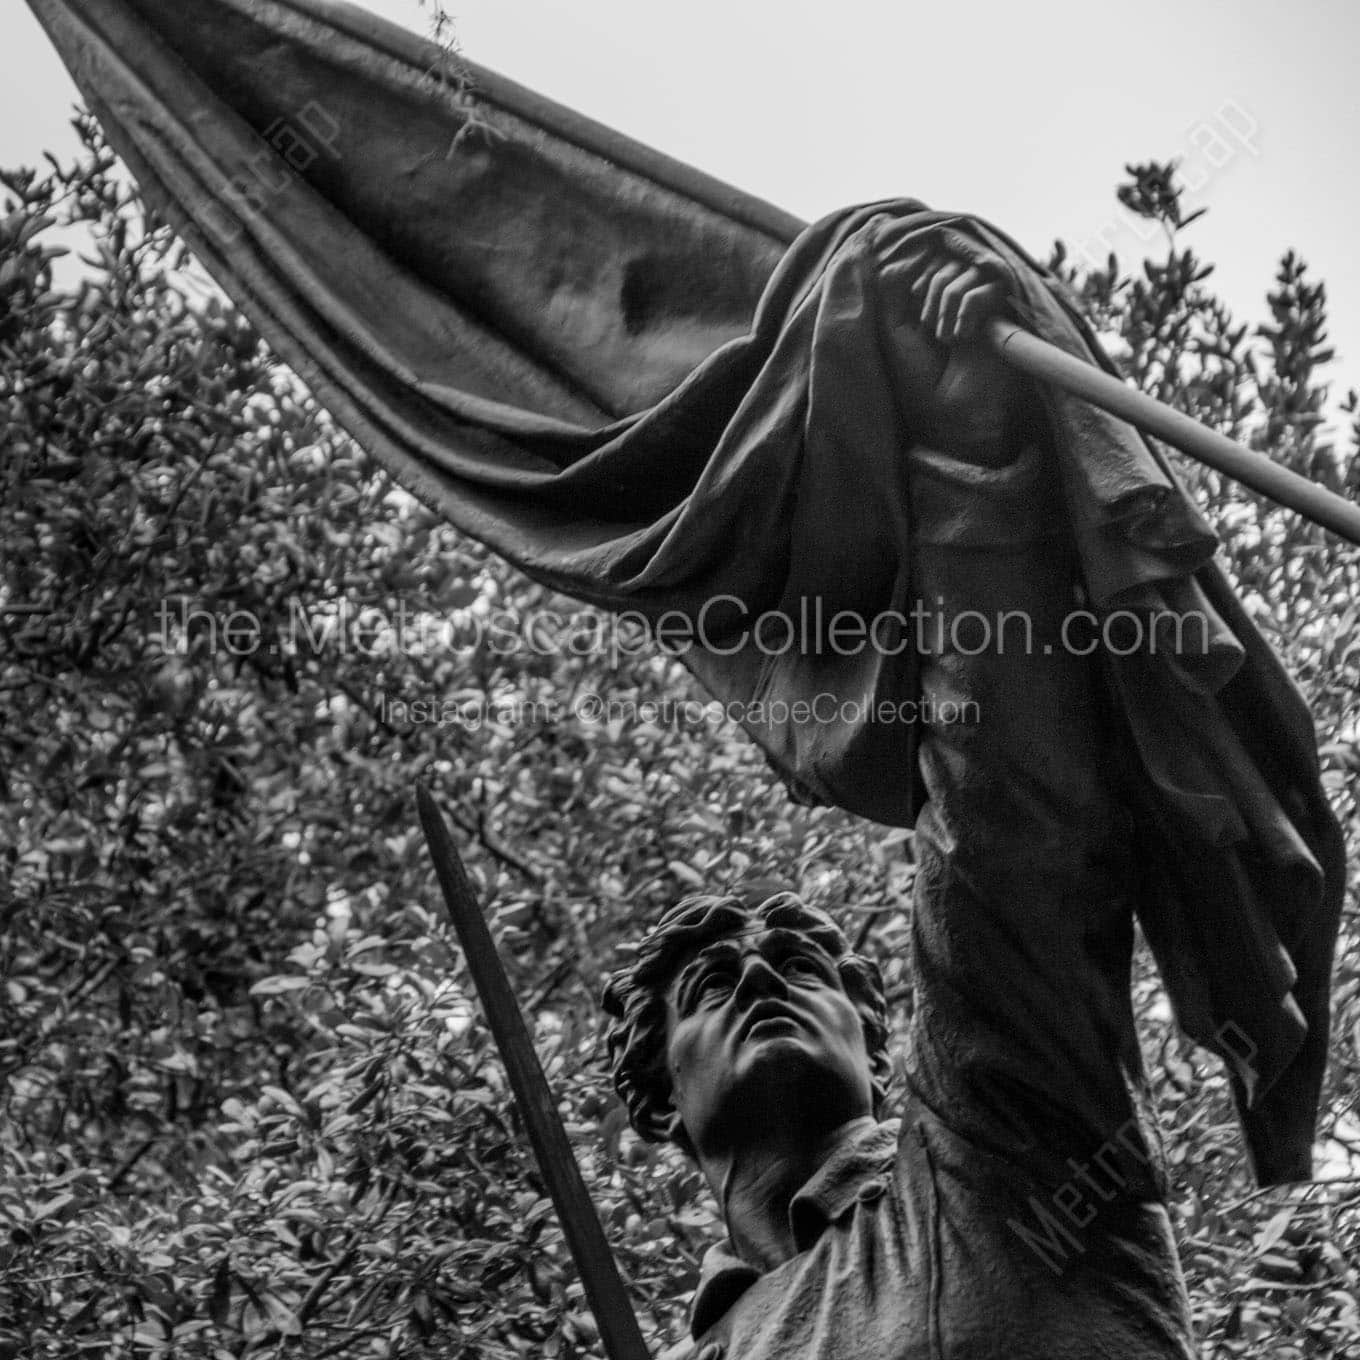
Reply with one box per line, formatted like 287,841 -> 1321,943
663,925 -> 874,1155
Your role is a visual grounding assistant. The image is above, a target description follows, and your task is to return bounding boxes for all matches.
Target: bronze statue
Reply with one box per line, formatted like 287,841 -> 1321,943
598,256 -> 1198,1357
606,889 -> 1193,1357
25,2 -> 1348,1355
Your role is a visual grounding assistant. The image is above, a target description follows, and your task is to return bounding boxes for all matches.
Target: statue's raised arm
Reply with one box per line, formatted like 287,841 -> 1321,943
595,235 -> 1227,1359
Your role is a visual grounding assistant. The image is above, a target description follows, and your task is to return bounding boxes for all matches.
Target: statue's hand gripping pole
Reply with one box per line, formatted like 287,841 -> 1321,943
416,786 -> 651,1360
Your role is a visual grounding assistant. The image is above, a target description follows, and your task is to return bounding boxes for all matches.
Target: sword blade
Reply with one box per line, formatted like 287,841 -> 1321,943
415,785 -> 650,1360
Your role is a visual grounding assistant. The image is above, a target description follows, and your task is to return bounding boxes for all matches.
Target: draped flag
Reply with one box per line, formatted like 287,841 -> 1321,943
25,0 -> 1345,1186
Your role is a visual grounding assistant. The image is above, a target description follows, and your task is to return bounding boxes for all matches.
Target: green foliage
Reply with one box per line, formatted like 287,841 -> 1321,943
1,128 -> 1357,1359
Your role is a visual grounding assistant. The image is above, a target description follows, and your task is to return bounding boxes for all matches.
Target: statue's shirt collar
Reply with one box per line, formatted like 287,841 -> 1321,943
690,1117 -> 900,1338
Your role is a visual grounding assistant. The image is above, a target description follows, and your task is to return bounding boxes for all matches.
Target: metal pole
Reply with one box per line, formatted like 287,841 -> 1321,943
415,786 -> 651,1360
985,317 -> 1360,549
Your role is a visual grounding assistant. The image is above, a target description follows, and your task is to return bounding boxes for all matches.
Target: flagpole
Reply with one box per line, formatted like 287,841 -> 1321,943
985,318 -> 1360,549
415,787 -> 651,1360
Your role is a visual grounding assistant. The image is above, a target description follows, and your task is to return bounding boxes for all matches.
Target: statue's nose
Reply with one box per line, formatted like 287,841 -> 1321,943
732,953 -> 787,1007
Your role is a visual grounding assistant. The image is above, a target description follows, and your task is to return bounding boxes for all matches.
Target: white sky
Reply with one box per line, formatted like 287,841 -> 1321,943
4,0 -> 1359,413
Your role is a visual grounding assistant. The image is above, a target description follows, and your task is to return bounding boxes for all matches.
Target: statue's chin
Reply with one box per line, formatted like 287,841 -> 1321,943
729,1032 -> 843,1104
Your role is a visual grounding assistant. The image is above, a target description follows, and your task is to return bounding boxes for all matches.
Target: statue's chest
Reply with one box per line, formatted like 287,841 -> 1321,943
690,1119 -> 1194,1360
698,1169 -> 935,1360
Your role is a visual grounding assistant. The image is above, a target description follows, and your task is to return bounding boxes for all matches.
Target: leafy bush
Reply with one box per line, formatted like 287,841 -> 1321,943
1,125 -> 1356,1358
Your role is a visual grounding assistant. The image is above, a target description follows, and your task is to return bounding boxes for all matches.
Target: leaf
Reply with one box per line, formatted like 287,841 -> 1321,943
351,961 -> 398,977
260,1086 -> 306,1119
209,1258 -> 232,1328
32,1193 -> 76,1223
265,1296 -> 303,1336
666,859 -> 704,888
1253,1205 -> 1296,1255
249,976 -> 311,996
344,935 -> 387,959
345,1081 -> 383,1116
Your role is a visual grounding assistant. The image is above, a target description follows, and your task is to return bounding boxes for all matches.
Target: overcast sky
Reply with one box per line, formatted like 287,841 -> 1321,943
4,0 -> 1359,416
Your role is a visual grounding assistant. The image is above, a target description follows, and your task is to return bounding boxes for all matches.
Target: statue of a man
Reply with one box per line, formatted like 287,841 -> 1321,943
604,886 -> 1195,1359
601,254 -> 1202,1358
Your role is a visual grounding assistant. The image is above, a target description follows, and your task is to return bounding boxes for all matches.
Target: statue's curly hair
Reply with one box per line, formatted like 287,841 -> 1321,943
601,882 -> 891,1152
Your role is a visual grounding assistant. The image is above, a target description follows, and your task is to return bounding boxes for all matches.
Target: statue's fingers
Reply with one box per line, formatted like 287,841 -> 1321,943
919,261 -> 966,337
898,248 -> 932,286
905,254 -> 946,311
936,266 -> 987,342
954,279 -> 1008,340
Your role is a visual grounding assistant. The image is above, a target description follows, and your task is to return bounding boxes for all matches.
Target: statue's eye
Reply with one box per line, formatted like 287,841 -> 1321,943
781,955 -> 825,981
690,969 -> 734,1008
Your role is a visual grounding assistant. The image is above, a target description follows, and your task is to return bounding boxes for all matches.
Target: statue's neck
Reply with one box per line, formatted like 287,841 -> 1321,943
704,1118 -> 868,1273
